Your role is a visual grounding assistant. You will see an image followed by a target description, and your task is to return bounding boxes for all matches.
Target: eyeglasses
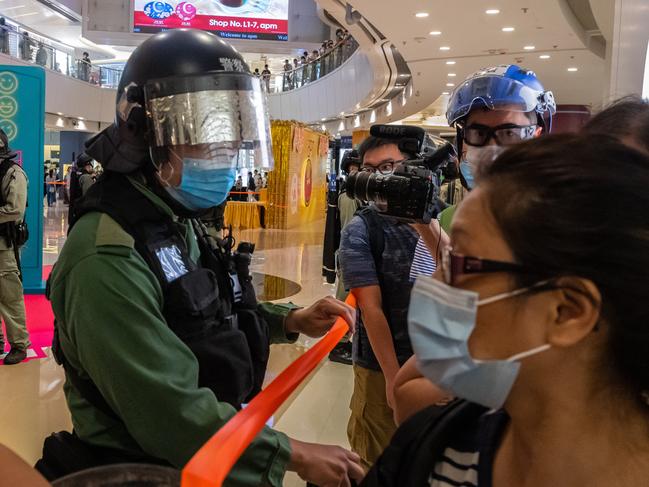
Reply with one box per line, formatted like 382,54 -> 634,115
361,160 -> 401,175
441,247 -> 538,286
463,123 -> 538,147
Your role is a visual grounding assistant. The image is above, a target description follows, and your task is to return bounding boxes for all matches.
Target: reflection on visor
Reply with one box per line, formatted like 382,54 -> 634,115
451,76 -> 545,120
147,86 -> 273,170
148,89 -> 271,149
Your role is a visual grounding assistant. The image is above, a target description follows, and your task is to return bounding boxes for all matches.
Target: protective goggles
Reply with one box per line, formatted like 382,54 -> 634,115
142,73 -> 273,170
462,123 -> 538,147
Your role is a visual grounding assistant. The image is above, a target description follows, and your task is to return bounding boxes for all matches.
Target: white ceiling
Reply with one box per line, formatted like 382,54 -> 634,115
0,0 -> 82,47
347,0 -> 608,121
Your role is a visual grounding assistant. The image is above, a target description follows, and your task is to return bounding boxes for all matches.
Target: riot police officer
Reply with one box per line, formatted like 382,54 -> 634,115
37,29 -> 362,487
0,128 -> 29,365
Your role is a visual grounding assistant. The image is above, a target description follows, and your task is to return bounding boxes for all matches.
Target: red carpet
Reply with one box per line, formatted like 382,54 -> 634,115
1,265 -> 54,364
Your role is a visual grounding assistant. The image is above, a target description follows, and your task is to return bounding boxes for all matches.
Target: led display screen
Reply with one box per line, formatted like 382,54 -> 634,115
133,0 -> 289,41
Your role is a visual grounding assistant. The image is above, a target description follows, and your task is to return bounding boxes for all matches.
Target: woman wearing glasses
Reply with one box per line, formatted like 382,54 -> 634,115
362,134 -> 649,486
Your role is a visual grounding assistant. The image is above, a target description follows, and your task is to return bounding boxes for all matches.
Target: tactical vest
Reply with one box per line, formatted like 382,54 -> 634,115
53,172 -> 270,412
0,158 -> 28,246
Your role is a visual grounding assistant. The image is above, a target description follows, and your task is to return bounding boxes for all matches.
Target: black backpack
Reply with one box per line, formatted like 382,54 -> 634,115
360,399 -> 487,487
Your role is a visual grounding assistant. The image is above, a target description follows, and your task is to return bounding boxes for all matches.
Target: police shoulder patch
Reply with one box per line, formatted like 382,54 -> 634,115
95,213 -> 134,252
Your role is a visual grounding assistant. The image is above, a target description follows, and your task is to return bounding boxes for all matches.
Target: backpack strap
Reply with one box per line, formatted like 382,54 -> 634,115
354,206 -> 385,272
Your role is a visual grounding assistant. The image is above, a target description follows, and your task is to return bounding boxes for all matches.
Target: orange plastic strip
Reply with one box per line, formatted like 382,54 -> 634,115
181,293 -> 356,487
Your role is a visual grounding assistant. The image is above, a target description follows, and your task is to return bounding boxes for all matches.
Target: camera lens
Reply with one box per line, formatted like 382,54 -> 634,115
345,171 -> 386,203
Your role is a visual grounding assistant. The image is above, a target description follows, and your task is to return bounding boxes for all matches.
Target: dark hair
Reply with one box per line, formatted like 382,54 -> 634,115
480,133 -> 649,402
583,96 -> 649,153
358,136 -> 402,162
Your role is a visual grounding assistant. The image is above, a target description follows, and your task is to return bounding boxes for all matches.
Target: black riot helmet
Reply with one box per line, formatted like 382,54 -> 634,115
340,149 -> 360,175
75,152 -> 93,169
85,29 -> 273,210
0,128 -> 16,160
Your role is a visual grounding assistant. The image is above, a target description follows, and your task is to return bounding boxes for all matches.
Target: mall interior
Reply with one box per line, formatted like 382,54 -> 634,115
0,0 -> 648,486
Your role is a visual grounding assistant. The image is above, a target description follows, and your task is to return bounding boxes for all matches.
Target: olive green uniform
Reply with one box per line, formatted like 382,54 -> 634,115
49,177 -> 297,486
78,173 -> 95,196
0,164 -> 29,351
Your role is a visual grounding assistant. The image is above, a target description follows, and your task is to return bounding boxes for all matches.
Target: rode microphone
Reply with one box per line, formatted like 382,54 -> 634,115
369,124 -> 425,156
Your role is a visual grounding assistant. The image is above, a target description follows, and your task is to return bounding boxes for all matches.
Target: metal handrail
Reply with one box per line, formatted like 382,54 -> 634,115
0,26 -> 123,89
272,35 -> 359,93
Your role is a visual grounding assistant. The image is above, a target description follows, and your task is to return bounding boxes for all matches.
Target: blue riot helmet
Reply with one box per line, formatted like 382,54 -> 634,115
447,65 -> 555,190
447,65 -> 556,129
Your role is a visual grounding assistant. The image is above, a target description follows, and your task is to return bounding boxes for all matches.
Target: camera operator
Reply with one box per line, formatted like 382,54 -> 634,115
394,64 -> 556,424
338,135 -> 421,469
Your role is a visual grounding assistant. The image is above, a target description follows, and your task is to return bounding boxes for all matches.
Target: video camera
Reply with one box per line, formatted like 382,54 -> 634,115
346,125 -> 457,224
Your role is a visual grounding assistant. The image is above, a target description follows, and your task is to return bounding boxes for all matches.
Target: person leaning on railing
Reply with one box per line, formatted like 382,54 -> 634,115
19,32 -> 34,62
0,18 -> 9,55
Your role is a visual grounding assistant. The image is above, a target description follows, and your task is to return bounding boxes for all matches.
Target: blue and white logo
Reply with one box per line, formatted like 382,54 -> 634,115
144,1 -> 174,19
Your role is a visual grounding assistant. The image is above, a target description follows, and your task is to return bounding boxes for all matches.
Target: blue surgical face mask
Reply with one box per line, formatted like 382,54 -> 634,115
459,161 -> 475,189
165,158 -> 237,211
408,276 -> 551,410
460,145 -> 505,190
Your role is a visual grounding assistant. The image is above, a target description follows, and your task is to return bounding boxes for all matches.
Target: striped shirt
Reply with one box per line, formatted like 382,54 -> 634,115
429,410 -> 507,487
409,237 -> 436,282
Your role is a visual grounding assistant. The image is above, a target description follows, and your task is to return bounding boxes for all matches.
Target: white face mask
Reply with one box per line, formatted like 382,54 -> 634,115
408,276 -> 551,410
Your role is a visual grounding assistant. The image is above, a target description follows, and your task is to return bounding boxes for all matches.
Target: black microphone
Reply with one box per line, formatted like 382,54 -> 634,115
369,124 -> 426,155
369,124 -> 426,141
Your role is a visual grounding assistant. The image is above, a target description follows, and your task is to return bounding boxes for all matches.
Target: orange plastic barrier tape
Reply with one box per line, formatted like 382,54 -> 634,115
181,293 -> 356,487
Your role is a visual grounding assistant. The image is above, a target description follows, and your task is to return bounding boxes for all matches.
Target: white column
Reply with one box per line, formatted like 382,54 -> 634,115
607,0 -> 649,100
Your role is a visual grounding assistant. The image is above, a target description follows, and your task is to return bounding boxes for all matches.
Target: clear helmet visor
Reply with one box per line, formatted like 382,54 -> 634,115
447,75 -> 556,125
145,73 -> 273,171
143,73 -> 272,211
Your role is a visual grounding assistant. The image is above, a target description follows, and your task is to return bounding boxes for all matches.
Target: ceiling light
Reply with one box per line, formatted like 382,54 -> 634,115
446,83 -> 455,87
439,46 -> 451,51
486,9 -> 500,15
442,91 -> 450,95
539,54 -> 551,59
446,60 -> 456,65
2,6 -> 27,10
502,26 -> 515,32
13,12 -> 39,18
567,67 -> 578,72
447,73 -> 456,77
415,12 -> 429,18
429,31 -> 442,36
524,45 -> 535,50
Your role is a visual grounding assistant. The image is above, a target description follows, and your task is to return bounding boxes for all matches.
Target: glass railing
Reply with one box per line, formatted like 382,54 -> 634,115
0,26 -> 123,89
271,35 -> 359,93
